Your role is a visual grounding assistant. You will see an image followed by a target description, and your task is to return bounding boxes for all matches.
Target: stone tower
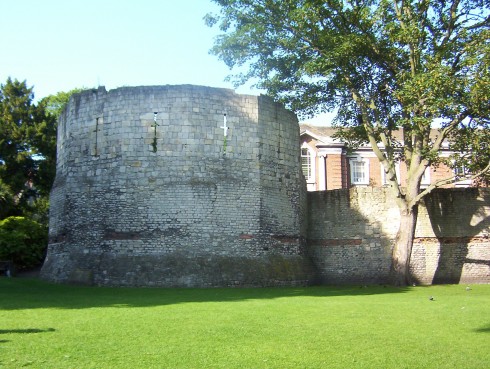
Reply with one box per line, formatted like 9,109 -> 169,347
41,85 -> 312,287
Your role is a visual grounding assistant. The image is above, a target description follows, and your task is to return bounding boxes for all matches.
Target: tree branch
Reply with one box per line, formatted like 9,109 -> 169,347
439,0 -> 461,49
429,110 -> 469,155
410,160 -> 490,206
350,84 -> 405,201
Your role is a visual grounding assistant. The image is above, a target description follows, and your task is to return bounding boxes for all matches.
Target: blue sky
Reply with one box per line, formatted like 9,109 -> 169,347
0,0 -> 329,124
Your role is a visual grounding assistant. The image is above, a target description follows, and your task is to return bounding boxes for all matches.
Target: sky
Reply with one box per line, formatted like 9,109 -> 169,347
0,0 -> 331,125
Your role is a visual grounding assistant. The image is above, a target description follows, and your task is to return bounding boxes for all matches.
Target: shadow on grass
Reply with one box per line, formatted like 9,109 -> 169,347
0,328 -> 56,347
0,328 -> 56,334
474,325 -> 490,333
0,277 -> 410,311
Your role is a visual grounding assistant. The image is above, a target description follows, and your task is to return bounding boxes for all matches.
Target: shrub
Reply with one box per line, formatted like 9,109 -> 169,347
0,216 -> 48,269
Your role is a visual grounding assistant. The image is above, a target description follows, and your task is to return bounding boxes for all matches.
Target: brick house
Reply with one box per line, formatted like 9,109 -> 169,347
300,124 -> 473,191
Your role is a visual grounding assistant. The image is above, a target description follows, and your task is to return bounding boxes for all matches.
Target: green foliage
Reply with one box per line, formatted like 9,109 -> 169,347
0,178 -> 14,219
207,0 -> 490,193
0,78 -> 38,196
0,216 -> 47,269
0,79 -> 81,222
22,196 -> 50,225
42,88 -> 84,118
0,81 -> 82,269
0,78 -> 56,206
0,281 -> 489,368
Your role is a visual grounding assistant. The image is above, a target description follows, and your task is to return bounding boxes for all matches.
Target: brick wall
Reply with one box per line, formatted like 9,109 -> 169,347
41,85 -> 313,287
307,187 -> 490,284
325,154 -> 348,189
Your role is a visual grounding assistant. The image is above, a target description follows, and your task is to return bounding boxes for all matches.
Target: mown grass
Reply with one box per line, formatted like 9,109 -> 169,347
0,278 -> 488,369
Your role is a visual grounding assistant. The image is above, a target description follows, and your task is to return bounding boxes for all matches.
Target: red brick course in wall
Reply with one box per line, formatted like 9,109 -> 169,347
307,187 -> 490,285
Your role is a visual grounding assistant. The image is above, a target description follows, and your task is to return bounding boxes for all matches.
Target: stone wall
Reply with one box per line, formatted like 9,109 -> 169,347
41,84 -> 489,287
41,85 -> 313,287
307,187 -> 490,285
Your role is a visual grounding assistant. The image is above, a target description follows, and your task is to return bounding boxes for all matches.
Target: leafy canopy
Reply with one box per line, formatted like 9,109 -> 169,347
43,88 -> 84,118
0,78 -> 79,221
0,77 -> 58,207
207,0 -> 490,195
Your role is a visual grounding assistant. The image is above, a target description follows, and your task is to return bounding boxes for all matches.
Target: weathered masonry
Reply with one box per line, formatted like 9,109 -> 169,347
41,85 -> 313,287
307,187 -> 490,285
41,85 -> 490,287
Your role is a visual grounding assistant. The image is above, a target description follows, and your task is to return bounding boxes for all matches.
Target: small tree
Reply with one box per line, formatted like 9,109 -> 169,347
207,0 -> 490,285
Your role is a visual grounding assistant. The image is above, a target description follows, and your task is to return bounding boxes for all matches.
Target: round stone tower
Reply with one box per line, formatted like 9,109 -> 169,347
41,85 -> 311,287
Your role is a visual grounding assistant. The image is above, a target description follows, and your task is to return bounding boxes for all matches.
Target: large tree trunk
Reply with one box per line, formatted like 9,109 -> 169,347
391,205 -> 419,286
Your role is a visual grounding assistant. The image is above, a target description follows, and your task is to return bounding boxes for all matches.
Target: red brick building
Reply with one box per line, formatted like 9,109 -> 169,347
300,124 -> 473,191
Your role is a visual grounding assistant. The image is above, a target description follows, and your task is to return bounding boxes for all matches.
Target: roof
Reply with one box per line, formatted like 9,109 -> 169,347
300,124 -> 343,146
300,124 -> 448,147
300,124 -> 337,139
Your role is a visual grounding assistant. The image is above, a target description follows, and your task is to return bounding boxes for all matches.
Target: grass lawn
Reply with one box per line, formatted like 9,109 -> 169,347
0,278 -> 488,369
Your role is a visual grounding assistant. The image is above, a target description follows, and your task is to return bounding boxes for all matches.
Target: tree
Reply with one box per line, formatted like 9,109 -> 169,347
0,78 -> 59,219
1,78 -> 39,208
206,0 -> 490,285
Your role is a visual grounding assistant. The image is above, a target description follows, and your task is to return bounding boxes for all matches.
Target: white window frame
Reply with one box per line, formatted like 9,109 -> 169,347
349,156 -> 370,185
453,162 -> 472,187
421,167 -> 431,188
301,143 -> 316,187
